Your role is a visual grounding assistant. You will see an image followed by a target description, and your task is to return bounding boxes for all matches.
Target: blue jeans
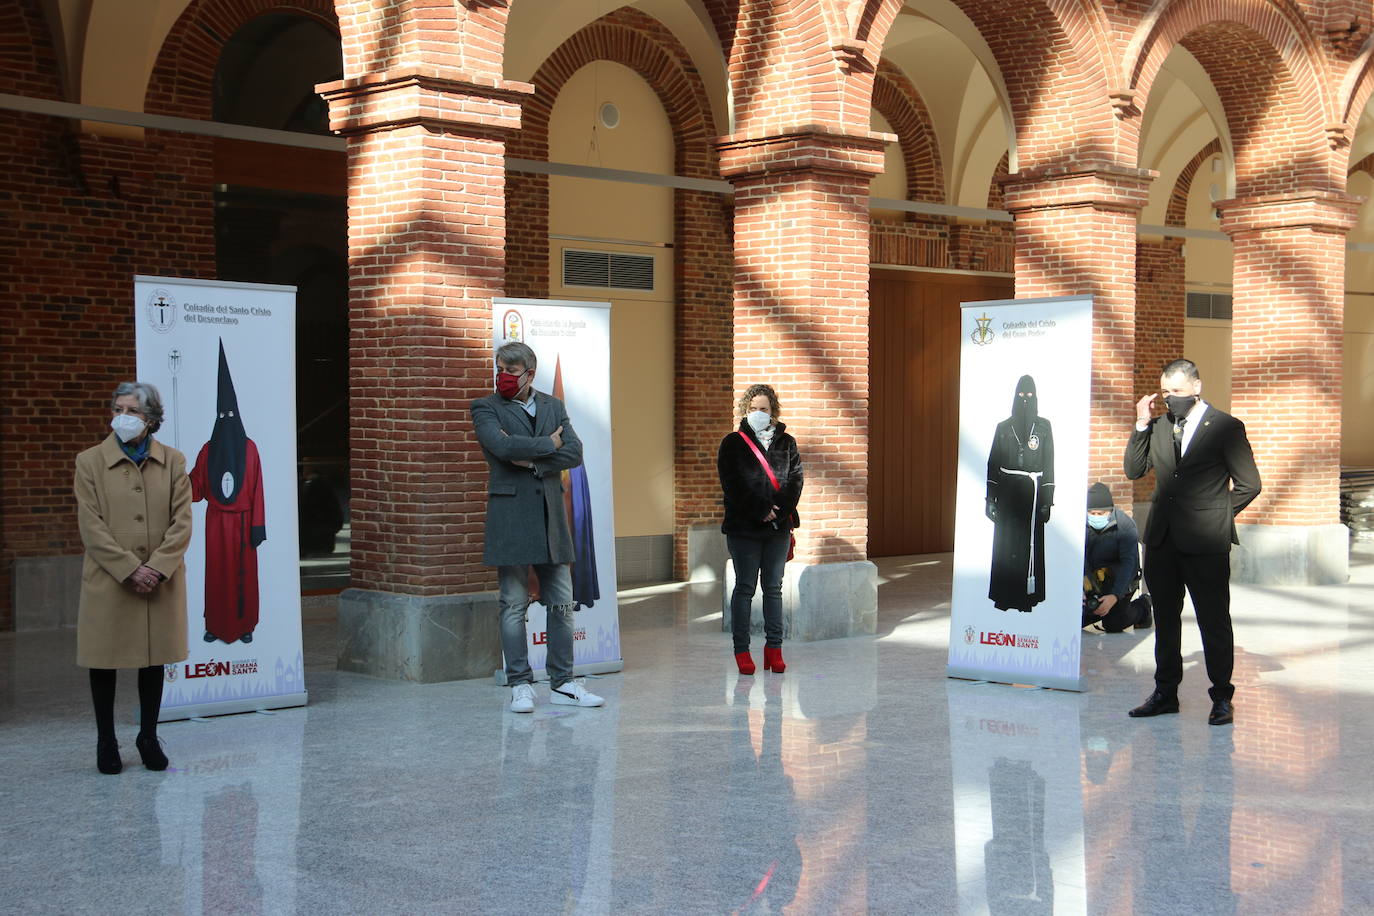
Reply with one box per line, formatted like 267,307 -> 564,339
727,533 -> 789,653
497,564 -> 575,688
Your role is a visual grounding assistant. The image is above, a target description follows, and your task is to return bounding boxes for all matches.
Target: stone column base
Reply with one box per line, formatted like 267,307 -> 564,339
13,555 -> 82,630
1232,524 -> 1349,585
722,559 -> 878,642
337,588 -> 502,683
687,524 -> 728,582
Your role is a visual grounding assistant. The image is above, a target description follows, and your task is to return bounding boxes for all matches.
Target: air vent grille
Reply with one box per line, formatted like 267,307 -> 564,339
562,249 -> 655,291
1186,292 -> 1232,320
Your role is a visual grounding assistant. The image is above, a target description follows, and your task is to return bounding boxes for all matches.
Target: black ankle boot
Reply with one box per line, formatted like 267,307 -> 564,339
97,738 -> 122,774
135,734 -> 168,771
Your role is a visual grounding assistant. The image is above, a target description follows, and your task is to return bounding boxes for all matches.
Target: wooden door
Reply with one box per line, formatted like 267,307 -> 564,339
868,269 -> 1014,557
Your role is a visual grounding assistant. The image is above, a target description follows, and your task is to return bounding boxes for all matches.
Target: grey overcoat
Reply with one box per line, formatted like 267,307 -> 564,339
471,391 -> 584,566
74,433 -> 193,668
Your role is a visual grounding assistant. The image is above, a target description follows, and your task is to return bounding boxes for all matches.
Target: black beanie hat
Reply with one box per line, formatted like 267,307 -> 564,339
1087,482 -> 1114,510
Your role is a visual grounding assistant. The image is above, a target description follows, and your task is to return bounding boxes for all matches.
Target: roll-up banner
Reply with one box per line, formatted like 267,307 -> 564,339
947,296 -> 1092,690
135,276 -> 307,719
491,298 -> 622,681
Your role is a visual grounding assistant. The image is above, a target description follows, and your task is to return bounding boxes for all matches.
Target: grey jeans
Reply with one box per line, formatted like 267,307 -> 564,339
497,563 -> 575,688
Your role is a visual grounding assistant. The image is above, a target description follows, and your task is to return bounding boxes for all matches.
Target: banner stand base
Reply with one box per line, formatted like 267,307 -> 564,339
946,664 -> 1080,692
493,660 -> 624,686
156,691 -> 308,723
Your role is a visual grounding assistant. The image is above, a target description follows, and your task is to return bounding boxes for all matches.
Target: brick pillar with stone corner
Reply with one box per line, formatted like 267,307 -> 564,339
317,70 -> 534,682
1218,192 -> 1360,585
715,128 -> 891,643
1001,165 -> 1156,512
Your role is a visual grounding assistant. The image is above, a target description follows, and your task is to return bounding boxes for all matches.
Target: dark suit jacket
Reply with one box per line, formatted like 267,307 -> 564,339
1123,404 -> 1261,555
471,391 -> 583,566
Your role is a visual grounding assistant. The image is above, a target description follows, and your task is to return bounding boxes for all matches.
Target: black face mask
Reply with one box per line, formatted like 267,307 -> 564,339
1165,394 -> 1197,419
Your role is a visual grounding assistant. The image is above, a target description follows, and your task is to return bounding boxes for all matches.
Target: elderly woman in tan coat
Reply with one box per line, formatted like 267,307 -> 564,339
75,381 -> 192,774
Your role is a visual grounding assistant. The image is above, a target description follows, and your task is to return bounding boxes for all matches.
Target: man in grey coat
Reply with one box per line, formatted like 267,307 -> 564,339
472,341 -> 604,713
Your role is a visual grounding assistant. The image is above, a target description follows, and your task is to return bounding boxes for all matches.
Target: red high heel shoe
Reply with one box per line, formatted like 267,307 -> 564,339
763,646 -> 786,673
735,651 -> 756,675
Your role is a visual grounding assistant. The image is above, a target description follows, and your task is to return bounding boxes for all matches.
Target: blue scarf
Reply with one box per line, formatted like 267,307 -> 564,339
120,435 -> 151,465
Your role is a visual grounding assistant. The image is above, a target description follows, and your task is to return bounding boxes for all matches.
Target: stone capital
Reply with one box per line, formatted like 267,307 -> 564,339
1001,164 -> 1156,215
1216,191 -> 1363,237
317,68 -> 535,138
716,127 -> 893,183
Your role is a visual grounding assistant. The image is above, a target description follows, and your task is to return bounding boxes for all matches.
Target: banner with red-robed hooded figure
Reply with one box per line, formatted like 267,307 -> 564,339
135,276 -> 307,719
190,340 -> 268,645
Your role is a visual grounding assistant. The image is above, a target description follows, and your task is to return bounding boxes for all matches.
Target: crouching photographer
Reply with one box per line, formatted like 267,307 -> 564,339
1083,482 -> 1153,632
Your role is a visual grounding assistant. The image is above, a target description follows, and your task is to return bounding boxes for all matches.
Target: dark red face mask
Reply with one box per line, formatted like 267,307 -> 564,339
496,369 -> 527,399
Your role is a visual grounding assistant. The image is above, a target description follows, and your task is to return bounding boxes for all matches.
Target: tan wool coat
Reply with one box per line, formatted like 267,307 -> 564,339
74,433 -> 193,668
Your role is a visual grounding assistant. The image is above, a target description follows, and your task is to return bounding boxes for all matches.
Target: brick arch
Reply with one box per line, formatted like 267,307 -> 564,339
1165,138 -> 1223,227
948,0 -> 1121,172
1339,41 -> 1374,144
987,150 -> 1009,210
0,0 -> 62,99
332,0 -> 510,79
504,7 -> 733,578
836,0 -> 908,117
1349,153 -> 1374,176
512,10 -> 719,179
146,0 -> 338,119
1124,1 -> 1337,193
871,59 -> 945,204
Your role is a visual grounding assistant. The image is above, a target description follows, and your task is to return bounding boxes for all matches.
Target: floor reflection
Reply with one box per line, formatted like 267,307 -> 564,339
153,712 -> 304,915
4,548 -> 1374,912
948,683 -> 1085,914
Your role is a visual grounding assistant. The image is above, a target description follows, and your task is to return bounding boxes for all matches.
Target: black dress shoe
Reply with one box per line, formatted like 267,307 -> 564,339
1128,691 -> 1179,717
136,734 -> 169,770
1208,699 -> 1234,726
96,738 -> 122,775
240,632 -> 253,644
203,631 -> 216,643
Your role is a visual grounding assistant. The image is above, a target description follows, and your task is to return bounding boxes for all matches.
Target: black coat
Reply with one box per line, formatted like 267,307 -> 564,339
1123,404 -> 1261,555
717,421 -> 803,538
1084,508 -> 1140,599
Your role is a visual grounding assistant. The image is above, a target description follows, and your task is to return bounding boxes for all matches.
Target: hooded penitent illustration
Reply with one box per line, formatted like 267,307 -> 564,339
985,375 -> 1055,612
190,340 -> 267,644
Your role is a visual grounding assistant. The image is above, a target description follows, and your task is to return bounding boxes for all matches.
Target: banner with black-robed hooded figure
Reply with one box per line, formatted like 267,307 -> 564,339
134,276 -> 306,719
986,375 -> 1055,612
948,296 -> 1091,691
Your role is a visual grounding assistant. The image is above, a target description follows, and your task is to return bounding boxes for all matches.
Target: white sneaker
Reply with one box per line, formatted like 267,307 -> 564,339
510,683 -> 536,713
550,679 -> 604,707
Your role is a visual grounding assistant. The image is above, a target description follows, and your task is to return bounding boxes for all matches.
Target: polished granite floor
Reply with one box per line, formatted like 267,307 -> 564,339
3,547 -> 1374,915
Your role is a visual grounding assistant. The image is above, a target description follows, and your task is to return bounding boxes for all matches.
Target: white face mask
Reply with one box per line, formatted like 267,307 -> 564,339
111,414 -> 146,443
747,410 -> 771,433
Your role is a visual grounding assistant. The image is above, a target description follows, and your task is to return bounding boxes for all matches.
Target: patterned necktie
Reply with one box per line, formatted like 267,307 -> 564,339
1173,417 -> 1187,459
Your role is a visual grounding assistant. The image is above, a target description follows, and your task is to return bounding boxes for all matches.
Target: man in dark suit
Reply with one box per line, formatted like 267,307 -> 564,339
471,341 -> 603,713
1123,359 -> 1261,726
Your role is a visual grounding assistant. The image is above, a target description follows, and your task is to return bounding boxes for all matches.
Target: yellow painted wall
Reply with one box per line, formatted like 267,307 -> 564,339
548,61 -> 676,538
79,0 -> 191,136
869,109 -> 906,221
1178,151 -> 1233,411
1343,172 -> 1374,466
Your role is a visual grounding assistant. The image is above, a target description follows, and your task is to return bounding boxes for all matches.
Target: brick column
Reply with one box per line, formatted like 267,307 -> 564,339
1217,192 -> 1360,585
1132,239 -> 1187,505
716,128 -> 890,641
1002,166 -> 1155,507
318,69 -> 534,681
